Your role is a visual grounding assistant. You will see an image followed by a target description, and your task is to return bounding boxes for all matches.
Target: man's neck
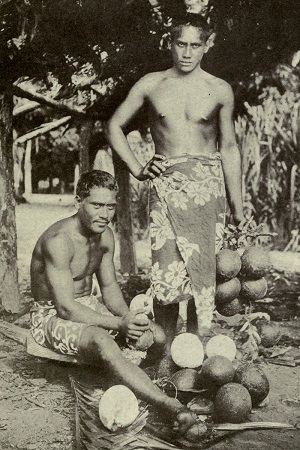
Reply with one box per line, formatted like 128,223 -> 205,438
170,65 -> 204,80
74,214 -> 100,240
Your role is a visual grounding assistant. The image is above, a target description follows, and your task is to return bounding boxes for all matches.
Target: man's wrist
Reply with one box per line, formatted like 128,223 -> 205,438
131,164 -> 144,179
116,316 -> 123,332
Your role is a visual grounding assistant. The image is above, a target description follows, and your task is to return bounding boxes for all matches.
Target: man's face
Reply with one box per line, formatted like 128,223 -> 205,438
76,187 -> 116,234
171,25 -> 208,74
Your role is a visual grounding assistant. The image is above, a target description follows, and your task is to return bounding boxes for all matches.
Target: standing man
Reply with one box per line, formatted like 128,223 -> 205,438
30,170 -> 197,436
106,13 -> 244,344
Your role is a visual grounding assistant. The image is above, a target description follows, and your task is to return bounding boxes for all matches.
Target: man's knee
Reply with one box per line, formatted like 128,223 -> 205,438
78,326 -> 120,362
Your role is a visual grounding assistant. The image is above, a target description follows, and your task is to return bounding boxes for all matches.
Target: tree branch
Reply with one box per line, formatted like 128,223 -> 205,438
13,101 -> 40,117
12,84 -> 89,118
15,116 -> 72,144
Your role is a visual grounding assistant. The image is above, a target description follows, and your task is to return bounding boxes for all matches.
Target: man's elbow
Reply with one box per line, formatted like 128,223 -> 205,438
56,305 -> 73,321
105,118 -> 121,140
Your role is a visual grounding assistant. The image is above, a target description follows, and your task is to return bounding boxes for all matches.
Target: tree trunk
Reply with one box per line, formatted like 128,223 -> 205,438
0,88 -> 21,312
112,153 -> 137,275
24,139 -> 32,195
78,119 -> 94,174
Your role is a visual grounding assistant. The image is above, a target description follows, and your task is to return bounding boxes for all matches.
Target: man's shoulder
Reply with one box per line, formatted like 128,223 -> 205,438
39,218 -> 75,256
205,73 -> 234,102
135,71 -> 167,93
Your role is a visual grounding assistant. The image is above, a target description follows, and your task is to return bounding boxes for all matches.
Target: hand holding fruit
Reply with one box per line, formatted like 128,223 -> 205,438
120,309 -> 150,340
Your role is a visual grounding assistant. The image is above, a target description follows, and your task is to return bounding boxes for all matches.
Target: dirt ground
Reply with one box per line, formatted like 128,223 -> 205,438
0,203 -> 299,450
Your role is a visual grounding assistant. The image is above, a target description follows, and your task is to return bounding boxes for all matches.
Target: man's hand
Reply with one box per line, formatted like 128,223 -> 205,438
120,309 -> 150,340
136,154 -> 166,180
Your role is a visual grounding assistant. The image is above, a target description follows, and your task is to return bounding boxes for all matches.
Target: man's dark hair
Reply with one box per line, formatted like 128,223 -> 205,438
76,170 -> 118,199
171,13 -> 214,42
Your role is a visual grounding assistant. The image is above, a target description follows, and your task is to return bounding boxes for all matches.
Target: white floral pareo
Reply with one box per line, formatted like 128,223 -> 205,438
177,236 -> 200,263
150,208 -> 175,250
194,286 -> 216,330
149,155 -> 226,333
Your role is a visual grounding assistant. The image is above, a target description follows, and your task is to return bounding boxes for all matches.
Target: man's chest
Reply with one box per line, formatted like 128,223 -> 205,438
70,241 -> 104,278
148,80 -> 220,123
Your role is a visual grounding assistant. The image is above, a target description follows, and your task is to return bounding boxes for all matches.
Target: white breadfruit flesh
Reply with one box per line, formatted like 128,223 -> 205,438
171,333 -> 204,368
206,335 -> 237,362
129,294 -> 153,316
98,385 -> 139,432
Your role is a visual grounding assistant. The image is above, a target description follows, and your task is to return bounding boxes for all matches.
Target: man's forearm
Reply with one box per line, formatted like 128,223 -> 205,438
59,302 -> 122,331
105,121 -> 143,178
221,146 -> 244,221
101,282 -> 129,317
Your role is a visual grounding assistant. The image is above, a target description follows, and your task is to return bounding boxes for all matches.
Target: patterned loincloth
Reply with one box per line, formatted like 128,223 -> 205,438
148,153 -> 226,334
30,295 -> 115,356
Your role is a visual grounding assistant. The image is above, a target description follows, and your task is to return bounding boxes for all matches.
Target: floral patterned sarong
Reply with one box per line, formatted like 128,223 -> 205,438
148,153 -> 226,334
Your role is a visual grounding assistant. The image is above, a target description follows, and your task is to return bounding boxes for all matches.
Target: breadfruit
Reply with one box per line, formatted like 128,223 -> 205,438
234,363 -> 270,406
216,249 -> 242,280
171,368 -> 201,391
256,321 -> 281,347
200,355 -> 235,388
184,422 -> 208,442
214,382 -> 252,423
126,313 -> 154,351
99,385 -> 139,431
215,277 -> 241,304
171,333 -> 204,369
129,293 -> 153,316
205,335 -> 237,361
216,298 -> 243,317
240,277 -> 268,301
241,247 -> 271,278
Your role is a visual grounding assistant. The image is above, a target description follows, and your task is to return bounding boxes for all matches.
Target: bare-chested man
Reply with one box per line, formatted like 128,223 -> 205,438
106,14 -> 245,344
30,170 -> 197,435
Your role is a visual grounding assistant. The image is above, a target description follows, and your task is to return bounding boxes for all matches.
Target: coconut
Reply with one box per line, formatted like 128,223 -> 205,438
234,363 -> 270,406
206,335 -> 237,361
171,368 -> 201,391
214,382 -> 252,423
215,277 -> 241,304
171,333 -> 204,369
240,277 -> 268,301
256,321 -> 281,347
216,298 -> 243,317
200,355 -> 235,388
99,385 -> 139,431
216,249 -> 242,280
129,293 -> 153,316
241,247 -> 271,278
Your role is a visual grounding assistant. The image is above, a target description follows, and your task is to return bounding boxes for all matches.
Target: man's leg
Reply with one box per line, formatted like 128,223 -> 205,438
78,326 -> 196,434
153,301 -> 179,352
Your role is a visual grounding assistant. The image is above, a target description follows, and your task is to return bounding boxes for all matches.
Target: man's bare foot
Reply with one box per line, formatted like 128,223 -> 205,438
173,409 -> 197,434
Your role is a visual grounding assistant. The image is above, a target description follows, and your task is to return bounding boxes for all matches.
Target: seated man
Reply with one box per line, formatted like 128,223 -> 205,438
30,170 -> 197,435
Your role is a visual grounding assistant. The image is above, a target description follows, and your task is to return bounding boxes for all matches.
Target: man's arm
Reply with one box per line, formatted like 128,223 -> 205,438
95,228 -> 129,317
43,233 -> 122,331
218,84 -> 245,225
95,228 -> 150,339
106,74 -> 166,180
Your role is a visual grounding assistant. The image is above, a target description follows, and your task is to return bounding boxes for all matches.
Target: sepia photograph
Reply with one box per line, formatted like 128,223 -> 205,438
0,0 -> 299,449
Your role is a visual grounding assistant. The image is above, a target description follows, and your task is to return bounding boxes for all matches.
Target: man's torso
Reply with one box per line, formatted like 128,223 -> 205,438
31,216 -> 106,305
144,69 -> 226,156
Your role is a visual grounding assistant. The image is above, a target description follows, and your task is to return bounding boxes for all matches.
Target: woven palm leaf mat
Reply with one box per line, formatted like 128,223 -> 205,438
69,370 -> 235,450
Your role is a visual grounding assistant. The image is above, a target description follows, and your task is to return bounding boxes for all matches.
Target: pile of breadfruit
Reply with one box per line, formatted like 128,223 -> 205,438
215,246 -> 272,316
